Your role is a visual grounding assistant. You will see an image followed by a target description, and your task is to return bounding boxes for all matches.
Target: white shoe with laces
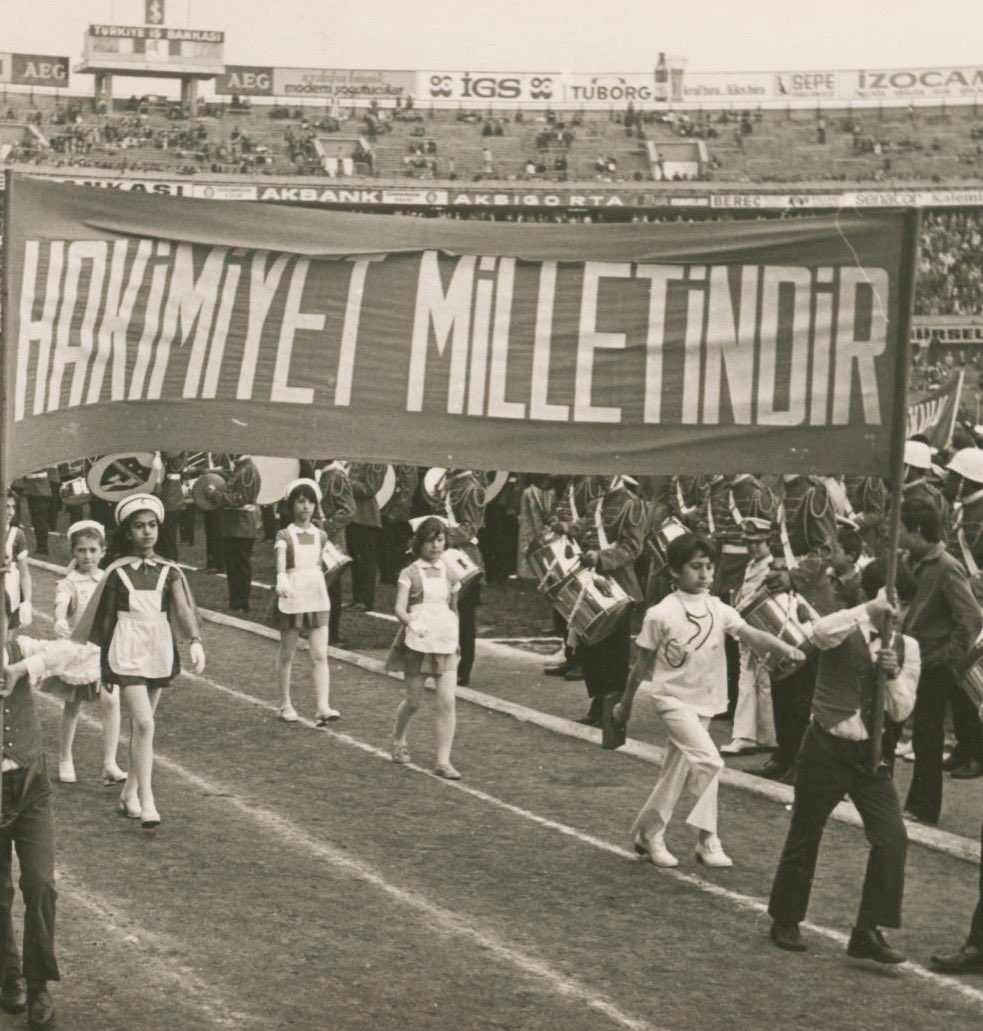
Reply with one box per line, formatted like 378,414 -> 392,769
646,834 -> 679,868
696,835 -> 734,868
278,704 -> 299,723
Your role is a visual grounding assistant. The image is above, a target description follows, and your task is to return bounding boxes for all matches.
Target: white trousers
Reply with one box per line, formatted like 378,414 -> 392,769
631,697 -> 723,840
731,643 -> 777,747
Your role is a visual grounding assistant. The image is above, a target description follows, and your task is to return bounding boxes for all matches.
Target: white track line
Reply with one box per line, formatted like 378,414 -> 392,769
29,603 -> 983,1011
26,557 -> 982,866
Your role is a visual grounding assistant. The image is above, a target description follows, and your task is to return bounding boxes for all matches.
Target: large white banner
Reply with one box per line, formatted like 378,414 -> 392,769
847,66 -> 983,101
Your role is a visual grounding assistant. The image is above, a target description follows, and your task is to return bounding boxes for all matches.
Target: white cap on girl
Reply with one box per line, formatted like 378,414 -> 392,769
115,493 -> 165,526
283,478 -> 323,502
67,519 -> 105,541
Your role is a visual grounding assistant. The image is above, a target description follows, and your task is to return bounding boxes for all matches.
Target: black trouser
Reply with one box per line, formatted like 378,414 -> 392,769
969,815 -> 983,947
347,523 -> 380,608
478,507 -> 517,584
905,663 -> 981,822
947,678 -> 983,768
157,514 -> 179,562
223,536 -> 254,611
769,723 -> 907,930
552,610 -> 579,667
261,505 -> 278,543
328,578 -> 343,645
0,768 -> 59,988
179,506 -> 196,547
580,612 -> 632,701
457,585 -> 480,684
771,652 -> 819,771
24,497 -> 49,556
46,491 -> 61,535
204,510 -> 224,571
379,520 -> 411,585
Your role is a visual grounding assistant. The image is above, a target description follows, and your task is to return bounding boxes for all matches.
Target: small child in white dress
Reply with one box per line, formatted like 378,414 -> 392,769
44,521 -> 126,785
386,517 -> 462,779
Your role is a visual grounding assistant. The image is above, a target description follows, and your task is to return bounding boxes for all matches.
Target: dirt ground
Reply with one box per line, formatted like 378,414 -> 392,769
5,562 -> 983,1031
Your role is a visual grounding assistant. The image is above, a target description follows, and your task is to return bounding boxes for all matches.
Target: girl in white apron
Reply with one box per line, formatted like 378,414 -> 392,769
44,521 -> 127,785
386,517 -> 462,779
273,479 -> 340,726
4,491 -> 33,629
73,494 -> 205,832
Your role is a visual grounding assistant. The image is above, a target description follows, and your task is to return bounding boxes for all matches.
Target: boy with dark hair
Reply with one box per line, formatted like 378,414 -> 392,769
614,533 -> 804,869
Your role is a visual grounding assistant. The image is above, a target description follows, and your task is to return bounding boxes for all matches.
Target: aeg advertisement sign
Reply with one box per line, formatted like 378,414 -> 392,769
420,70 -> 561,104
215,65 -> 274,96
0,53 -> 69,87
774,70 -> 837,99
850,66 -> 983,100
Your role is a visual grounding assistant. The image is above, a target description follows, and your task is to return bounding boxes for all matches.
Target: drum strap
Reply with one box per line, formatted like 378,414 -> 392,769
568,484 -> 579,522
565,576 -> 594,650
776,503 -> 798,570
954,507 -> 981,578
675,479 -> 696,518
728,490 -> 744,526
593,501 -> 611,551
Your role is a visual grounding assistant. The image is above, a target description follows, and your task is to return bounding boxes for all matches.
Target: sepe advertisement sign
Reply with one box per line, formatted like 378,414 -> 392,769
0,52 -> 70,87
215,64 -> 274,96
849,65 -> 983,100
773,70 -> 838,99
420,70 -> 561,104
271,67 -> 415,100
681,71 -> 772,102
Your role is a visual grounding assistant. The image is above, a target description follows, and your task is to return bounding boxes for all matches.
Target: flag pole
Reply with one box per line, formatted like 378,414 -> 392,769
0,170 -> 13,814
871,207 -> 921,772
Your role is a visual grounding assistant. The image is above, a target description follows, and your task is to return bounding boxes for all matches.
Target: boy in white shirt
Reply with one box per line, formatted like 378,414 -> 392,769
614,533 -> 805,869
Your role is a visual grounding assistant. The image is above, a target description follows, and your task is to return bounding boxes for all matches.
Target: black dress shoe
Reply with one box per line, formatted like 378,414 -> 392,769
0,975 -> 26,1014
563,668 -> 584,682
942,752 -> 965,772
951,759 -> 983,780
847,926 -> 906,964
930,944 -> 983,973
543,662 -> 572,677
770,921 -> 807,952
903,808 -> 939,826
752,759 -> 790,781
26,983 -> 54,1028
577,700 -> 604,727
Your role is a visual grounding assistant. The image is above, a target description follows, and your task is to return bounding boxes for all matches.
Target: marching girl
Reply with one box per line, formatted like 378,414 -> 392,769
73,494 -> 205,831
45,520 -> 127,785
386,516 -> 462,779
273,478 -> 340,726
4,490 -> 33,630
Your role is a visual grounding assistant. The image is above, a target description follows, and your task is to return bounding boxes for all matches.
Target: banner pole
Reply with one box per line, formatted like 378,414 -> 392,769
871,207 -> 921,773
0,170 -> 12,815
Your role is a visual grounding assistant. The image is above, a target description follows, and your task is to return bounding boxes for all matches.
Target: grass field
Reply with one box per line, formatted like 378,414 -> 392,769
7,562 -> 983,1031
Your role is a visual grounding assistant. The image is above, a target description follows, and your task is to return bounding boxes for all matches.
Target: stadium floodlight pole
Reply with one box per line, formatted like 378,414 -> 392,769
870,207 -> 921,774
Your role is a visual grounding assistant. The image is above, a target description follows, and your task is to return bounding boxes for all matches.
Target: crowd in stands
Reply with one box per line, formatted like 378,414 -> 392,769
916,211 -> 983,317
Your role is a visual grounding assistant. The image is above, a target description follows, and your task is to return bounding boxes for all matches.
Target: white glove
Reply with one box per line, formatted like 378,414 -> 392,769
189,641 -> 206,675
53,617 -> 71,638
276,573 -> 291,598
408,620 -> 428,639
18,601 -> 33,628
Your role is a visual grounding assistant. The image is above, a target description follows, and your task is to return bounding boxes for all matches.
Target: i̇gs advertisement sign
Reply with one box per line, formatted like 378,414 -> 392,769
420,70 -> 561,104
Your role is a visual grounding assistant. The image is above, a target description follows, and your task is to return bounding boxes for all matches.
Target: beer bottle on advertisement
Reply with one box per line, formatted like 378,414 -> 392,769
654,52 -> 669,102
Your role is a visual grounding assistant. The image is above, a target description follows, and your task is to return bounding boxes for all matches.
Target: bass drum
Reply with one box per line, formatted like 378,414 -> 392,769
254,457 -> 302,506
86,453 -> 162,504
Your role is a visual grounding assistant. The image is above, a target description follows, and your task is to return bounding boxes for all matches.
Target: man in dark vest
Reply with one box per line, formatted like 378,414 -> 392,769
768,559 -> 918,961
205,454 -> 262,614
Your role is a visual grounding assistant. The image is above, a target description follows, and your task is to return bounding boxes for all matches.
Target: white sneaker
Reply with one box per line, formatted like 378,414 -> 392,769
897,741 -> 915,762
696,835 -> 734,868
58,759 -> 77,784
647,834 -> 679,868
278,704 -> 299,723
720,738 -> 759,756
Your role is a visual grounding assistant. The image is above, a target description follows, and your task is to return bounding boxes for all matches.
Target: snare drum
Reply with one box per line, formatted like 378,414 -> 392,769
738,589 -> 819,680
549,568 -> 632,647
59,476 -> 91,508
440,547 -> 481,596
957,640 -> 983,709
320,539 -> 353,588
527,532 -> 583,594
647,517 -> 689,565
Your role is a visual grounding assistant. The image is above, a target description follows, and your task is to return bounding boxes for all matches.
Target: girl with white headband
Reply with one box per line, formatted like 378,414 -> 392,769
74,494 -> 205,831
272,479 -> 340,726
44,520 -> 126,786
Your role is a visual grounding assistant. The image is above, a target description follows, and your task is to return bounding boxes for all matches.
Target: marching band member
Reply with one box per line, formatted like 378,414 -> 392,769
753,474 -> 842,783
768,559 -> 918,962
44,521 -> 126,786
387,516 -> 463,779
558,475 -> 645,730
73,494 -> 205,832
516,475 -> 556,580
614,532 -> 804,869
720,518 -> 777,757
3,492 -> 33,631
437,469 -> 486,687
272,480 -> 339,726
346,463 -> 388,613
379,465 -> 419,586
903,439 -> 950,528
14,469 -> 55,558
900,498 -> 983,824
206,454 -> 262,614
155,451 -> 187,562
317,460 -> 356,647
